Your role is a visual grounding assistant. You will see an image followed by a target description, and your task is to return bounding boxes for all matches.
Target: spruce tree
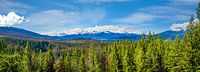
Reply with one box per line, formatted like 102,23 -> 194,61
56,57 -> 64,72
134,40 -> 144,72
186,3 -> 200,71
46,48 -> 55,72
78,48 -> 87,72
108,44 -> 119,72
143,34 -> 157,71
0,37 -> 5,51
63,49 -> 71,71
93,48 -> 101,72
21,41 -> 31,71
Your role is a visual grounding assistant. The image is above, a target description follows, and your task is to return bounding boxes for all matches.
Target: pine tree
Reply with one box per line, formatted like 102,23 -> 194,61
93,48 -> 101,72
170,36 -> 181,71
63,49 -> 71,71
108,44 -> 119,72
37,50 -> 45,72
143,34 -> 157,72
127,41 -> 136,71
156,35 -> 164,72
163,37 -> 172,71
0,51 -> 25,72
86,44 -> 95,71
56,57 -> 64,72
31,52 -> 37,71
46,48 -> 55,72
78,48 -> 87,72
70,48 -> 77,72
21,41 -> 31,71
122,46 -> 130,72
0,37 -> 5,51
179,33 -> 192,71
134,40 -> 144,72
186,3 -> 200,71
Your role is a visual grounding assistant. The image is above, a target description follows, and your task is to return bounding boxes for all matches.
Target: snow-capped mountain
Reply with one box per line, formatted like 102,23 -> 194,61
57,31 -> 142,40
41,25 -> 141,36
0,27 -> 185,41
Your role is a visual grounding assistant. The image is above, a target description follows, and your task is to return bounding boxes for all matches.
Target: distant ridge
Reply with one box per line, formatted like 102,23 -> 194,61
0,27 -> 185,41
0,27 -> 54,39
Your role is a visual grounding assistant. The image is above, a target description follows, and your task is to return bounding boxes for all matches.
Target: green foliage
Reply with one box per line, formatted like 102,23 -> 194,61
134,40 -> 144,72
0,2 -> 200,72
0,52 -> 25,72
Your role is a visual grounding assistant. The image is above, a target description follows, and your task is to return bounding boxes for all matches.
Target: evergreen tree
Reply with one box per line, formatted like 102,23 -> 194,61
86,44 -> 95,71
108,44 -> 119,72
93,48 -> 101,72
31,52 -> 37,71
21,41 -> 31,71
0,37 -> 5,51
180,34 -> 192,71
0,52 -> 25,72
56,57 -> 64,72
37,50 -> 45,72
134,40 -> 144,72
63,49 -> 71,71
120,46 -> 128,72
186,3 -> 200,71
143,34 -> 157,72
78,48 -> 87,72
46,48 -> 55,72
156,35 -> 164,72
70,48 -> 77,72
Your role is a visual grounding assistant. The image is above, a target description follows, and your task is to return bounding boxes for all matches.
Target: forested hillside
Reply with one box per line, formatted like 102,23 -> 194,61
0,3 -> 200,72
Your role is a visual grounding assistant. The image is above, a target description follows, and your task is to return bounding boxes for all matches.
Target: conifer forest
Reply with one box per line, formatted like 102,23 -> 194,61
1,2 -> 200,72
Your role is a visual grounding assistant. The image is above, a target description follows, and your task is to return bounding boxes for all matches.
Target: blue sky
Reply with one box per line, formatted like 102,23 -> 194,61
0,0 -> 199,34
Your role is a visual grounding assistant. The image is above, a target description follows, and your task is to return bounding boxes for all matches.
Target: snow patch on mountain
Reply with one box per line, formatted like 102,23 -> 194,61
41,25 -> 141,36
170,22 -> 188,31
170,19 -> 198,31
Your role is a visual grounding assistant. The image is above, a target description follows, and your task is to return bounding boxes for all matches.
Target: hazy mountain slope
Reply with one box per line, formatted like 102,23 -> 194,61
0,27 -> 53,39
0,27 -> 185,40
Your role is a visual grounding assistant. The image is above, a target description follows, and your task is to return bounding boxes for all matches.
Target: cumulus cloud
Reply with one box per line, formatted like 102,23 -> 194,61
116,13 -> 157,24
76,0 -> 130,4
41,25 -> 140,36
0,12 -> 25,26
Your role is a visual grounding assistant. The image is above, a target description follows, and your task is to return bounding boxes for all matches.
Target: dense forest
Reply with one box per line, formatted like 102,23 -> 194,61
0,3 -> 200,72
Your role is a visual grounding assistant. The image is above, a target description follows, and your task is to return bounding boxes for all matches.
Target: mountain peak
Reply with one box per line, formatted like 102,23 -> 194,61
0,27 -> 185,41
41,25 -> 140,36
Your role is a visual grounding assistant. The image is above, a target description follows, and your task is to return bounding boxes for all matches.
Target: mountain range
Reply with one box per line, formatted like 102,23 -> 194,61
0,27 -> 185,41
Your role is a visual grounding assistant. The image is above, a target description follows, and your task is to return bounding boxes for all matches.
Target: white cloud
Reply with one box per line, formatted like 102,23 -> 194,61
0,0 -> 33,14
28,9 -> 106,25
139,5 -> 194,21
76,0 -> 130,3
0,12 -> 26,26
170,0 -> 199,3
140,6 -> 193,15
0,0 -> 32,9
116,13 -> 157,24
41,25 -> 140,36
